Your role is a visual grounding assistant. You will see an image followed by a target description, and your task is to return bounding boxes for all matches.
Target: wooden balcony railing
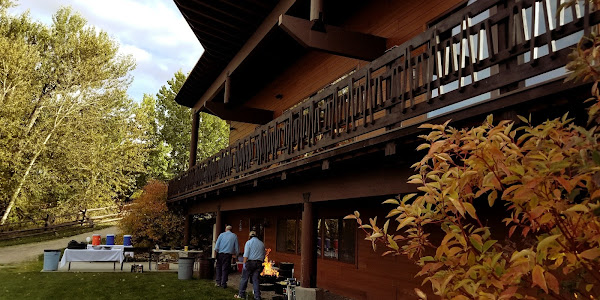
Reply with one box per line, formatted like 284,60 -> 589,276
168,0 -> 599,200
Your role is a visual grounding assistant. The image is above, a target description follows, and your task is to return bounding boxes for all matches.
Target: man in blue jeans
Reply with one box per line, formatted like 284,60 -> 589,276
235,231 -> 265,299
214,225 -> 239,288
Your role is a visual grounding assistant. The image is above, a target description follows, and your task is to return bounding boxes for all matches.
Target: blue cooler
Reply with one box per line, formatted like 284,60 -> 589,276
123,235 -> 132,246
106,234 -> 115,245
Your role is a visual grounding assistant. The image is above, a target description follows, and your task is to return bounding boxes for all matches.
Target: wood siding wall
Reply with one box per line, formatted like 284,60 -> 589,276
187,160 -> 423,299
220,201 -> 426,300
229,0 -> 464,144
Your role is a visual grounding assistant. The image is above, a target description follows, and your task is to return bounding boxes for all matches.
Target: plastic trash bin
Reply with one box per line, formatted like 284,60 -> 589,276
178,257 -> 195,280
43,250 -> 61,271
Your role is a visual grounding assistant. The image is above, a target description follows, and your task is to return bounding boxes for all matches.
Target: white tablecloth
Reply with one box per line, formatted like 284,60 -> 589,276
59,249 -> 124,268
86,245 -> 126,250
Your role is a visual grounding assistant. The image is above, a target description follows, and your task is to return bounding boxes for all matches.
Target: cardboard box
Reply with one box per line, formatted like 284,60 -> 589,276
157,263 -> 170,270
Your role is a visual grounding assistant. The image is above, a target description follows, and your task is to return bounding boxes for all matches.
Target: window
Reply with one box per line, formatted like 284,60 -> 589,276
276,216 -> 355,264
277,218 -> 302,254
277,219 -> 298,253
316,217 -> 355,263
249,218 -> 265,241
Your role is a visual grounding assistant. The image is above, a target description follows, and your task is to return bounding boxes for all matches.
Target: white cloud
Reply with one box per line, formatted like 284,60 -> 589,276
120,44 -> 152,63
10,0 -> 204,101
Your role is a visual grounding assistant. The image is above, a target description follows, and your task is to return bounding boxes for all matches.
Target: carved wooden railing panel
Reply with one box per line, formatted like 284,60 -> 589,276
168,0 -> 599,199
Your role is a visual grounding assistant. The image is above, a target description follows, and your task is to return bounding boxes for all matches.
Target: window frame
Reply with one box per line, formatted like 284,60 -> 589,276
275,215 -> 357,265
316,216 -> 357,264
276,216 -> 301,254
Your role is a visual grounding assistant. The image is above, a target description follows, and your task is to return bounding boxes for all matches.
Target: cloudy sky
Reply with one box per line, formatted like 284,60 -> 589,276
10,0 -> 204,102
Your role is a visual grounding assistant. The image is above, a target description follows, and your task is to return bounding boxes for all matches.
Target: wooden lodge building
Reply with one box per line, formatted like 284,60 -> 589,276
168,0 -> 598,298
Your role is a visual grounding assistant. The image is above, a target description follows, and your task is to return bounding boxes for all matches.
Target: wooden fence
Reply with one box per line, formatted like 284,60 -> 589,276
0,205 -> 127,241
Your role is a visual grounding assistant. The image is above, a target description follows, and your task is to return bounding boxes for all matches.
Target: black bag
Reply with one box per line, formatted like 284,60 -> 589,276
67,240 -> 86,249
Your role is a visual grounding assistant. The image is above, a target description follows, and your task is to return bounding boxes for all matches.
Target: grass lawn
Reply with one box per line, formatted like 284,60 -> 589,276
0,255 -> 240,300
0,224 -> 114,248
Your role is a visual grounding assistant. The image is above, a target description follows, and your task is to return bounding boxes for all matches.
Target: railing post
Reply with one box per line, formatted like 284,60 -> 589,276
80,209 -> 87,226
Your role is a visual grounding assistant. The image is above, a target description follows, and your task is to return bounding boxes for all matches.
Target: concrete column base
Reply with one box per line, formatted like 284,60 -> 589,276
295,287 -> 324,300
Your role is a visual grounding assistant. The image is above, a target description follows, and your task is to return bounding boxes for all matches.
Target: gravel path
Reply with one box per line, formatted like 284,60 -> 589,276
0,226 -> 119,265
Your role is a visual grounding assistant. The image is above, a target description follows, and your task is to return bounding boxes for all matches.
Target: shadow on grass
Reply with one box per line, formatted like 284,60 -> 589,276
0,254 -> 239,300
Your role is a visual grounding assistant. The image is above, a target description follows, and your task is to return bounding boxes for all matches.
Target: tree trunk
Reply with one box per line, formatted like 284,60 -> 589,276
25,89 -> 51,135
0,131 -> 53,225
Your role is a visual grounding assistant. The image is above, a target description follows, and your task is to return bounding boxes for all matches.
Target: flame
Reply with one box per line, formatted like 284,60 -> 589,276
261,248 -> 279,277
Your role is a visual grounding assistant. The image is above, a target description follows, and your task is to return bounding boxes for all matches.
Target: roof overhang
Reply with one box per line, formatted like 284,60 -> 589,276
174,0 -> 383,124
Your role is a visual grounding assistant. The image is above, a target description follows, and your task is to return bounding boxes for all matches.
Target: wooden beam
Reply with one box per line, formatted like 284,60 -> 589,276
220,0 -> 264,18
385,142 -> 396,156
278,14 -> 387,61
224,73 -> 231,104
189,111 -> 200,167
188,0 -> 256,25
204,102 -> 274,125
175,0 -> 245,31
192,0 -> 298,111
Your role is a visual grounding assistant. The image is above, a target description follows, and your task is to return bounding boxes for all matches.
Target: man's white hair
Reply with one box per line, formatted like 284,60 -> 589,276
225,225 -> 233,231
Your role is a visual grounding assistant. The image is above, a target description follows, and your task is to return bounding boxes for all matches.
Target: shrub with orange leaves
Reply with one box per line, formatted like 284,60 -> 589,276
349,113 -> 600,299
119,180 -> 183,248
348,12 -> 600,298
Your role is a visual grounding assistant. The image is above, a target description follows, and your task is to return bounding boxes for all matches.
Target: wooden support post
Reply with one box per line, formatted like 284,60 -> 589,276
211,206 -> 223,259
44,214 -> 50,231
310,0 -> 324,31
215,207 -> 222,235
310,0 -> 322,22
301,193 -> 317,288
183,213 -> 191,246
189,110 -> 200,168
224,72 -> 231,104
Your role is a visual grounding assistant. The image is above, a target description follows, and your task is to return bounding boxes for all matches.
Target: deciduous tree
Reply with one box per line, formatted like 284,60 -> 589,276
153,70 -> 229,178
0,4 -> 143,223
119,180 -> 183,248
